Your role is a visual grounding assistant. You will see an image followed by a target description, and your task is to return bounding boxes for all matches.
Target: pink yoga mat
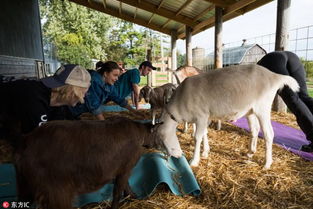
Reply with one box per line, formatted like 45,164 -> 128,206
232,118 -> 313,161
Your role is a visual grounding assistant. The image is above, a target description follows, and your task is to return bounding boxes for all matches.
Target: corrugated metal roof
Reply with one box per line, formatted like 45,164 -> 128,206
69,0 -> 274,39
208,44 -> 266,65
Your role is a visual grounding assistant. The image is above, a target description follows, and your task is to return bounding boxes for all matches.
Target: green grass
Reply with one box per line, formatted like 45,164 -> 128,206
139,76 -> 147,86
308,88 -> 313,97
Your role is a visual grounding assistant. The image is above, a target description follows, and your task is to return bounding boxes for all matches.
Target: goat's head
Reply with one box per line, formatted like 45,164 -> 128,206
164,85 -> 176,104
142,121 -> 165,151
139,86 -> 152,103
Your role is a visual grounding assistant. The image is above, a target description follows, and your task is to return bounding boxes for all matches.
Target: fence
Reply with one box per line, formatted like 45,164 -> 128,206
195,25 -> 313,72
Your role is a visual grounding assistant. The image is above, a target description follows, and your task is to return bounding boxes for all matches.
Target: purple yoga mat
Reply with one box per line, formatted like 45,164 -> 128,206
232,117 -> 313,161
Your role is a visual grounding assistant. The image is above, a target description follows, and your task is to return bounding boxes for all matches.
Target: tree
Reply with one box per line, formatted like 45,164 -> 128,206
39,0 -> 162,69
40,0 -> 112,68
177,51 -> 186,67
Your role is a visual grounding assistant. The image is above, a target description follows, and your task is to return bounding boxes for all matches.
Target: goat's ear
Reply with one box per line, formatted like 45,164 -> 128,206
146,87 -> 152,98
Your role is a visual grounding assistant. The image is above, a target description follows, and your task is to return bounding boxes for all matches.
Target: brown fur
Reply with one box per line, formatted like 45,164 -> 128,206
15,116 -> 162,209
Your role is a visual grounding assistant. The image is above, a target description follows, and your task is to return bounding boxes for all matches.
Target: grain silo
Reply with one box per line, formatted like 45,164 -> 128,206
192,47 -> 205,70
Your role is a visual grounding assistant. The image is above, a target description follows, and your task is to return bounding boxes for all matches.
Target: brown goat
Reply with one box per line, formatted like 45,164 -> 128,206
139,83 -> 176,125
15,116 -> 163,209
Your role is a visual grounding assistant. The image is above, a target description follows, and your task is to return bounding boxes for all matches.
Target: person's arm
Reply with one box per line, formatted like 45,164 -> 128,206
124,104 -> 146,119
131,91 -> 135,107
132,83 -> 140,110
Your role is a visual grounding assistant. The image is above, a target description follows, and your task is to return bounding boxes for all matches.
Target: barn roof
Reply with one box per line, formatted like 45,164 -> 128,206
69,0 -> 274,39
208,43 -> 266,65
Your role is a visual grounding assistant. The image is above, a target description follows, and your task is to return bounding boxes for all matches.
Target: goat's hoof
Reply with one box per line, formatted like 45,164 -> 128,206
189,159 -> 199,167
201,152 -> 209,159
262,163 -> 272,170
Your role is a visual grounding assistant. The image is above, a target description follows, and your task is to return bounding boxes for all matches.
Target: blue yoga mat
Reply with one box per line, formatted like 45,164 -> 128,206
98,104 -> 151,112
74,152 -> 201,207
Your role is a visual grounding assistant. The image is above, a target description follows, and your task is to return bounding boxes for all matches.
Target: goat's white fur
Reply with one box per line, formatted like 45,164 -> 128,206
159,64 -> 299,169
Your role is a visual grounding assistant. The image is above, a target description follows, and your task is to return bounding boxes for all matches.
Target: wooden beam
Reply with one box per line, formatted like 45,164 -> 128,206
178,0 -> 273,38
176,4 -> 215,34
148,13 -> 154,24
117,0 -> 197,27
203,0 -> 230,8
119,1 -> 122,15
134,7 -> 137,19
185,26 -> 192,66
224,0 -> 256,15
161,19 -> 171,29
194,4 -> 215,21
214,6 -> 223,69
175,0 -> 193,16
102,0 -> 106,9
69,0 -> 172,35
171,30 -> 178,71
158,0 -> 166,9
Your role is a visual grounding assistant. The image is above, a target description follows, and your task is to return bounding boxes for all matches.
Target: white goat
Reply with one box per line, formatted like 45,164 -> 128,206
170,66 -> 221,133
139,83 -> 176,125
159,64 -> 299,169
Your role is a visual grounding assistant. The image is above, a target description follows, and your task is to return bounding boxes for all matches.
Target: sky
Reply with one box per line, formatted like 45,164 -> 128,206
176,0 -> 313,53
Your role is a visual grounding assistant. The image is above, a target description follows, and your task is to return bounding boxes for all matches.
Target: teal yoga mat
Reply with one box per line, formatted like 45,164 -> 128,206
0,153 -> 201,208
74,152 -> 201,207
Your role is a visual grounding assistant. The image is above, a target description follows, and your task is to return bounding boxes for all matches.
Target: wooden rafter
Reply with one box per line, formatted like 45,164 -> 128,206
178,0 -> 273,39
134,7 -> 137,19
175,0 -> 193,16
203,0 -> 230,8
224,0 -> 256,15
119,1 -> 122,15
102,0 -> 106,9
69,0 -> 274,40
176,4 -> 215,35
194,4 -> 215,21
158,0 -> 166,9
117,0 -> 197,27
161,19 -> 171,29
148,14 -> 154,24
70,0 -> 172,35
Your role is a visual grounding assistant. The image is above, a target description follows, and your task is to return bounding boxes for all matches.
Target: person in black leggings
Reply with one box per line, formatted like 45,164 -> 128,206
257,51 -> 313,152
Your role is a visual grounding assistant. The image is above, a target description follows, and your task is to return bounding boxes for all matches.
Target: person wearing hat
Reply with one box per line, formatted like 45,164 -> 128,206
114,61 -> 156,109
257,51 -> 313,152
68,61 -> 140,120
0,64 -> 91,147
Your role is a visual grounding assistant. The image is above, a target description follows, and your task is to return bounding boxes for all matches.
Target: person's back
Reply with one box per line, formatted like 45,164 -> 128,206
0,64 -> 91,148
258,51 -> 313,152
114,68 -> 141,99
0,79 -> 51,139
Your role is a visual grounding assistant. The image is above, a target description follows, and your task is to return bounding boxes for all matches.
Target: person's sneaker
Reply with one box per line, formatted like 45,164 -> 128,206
300,143 -> 313,152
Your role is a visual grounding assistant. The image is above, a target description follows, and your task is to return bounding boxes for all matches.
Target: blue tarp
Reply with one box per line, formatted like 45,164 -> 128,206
74,152 -> 200,207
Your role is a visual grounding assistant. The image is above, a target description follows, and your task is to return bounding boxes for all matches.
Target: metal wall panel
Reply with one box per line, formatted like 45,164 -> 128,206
0,0 -> 44,78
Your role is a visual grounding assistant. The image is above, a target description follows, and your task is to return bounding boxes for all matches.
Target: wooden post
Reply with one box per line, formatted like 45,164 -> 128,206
185,26 -> 192,66
171,30 -> 177,70
273,0 -> 291,112
214,6 -> 223,69
275,0 -> 290,51
146,49 -> 152,86
171,30 -> 177,85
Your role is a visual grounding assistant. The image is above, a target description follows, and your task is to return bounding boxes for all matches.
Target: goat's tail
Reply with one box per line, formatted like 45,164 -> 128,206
278,75 -> 300,93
